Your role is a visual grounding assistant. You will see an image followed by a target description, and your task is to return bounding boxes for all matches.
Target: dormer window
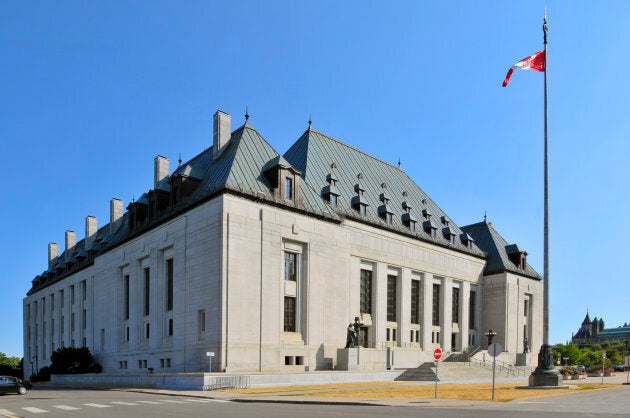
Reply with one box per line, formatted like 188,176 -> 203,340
402,200 -> 417,231
422,208 -> 432,220
461,233 -> 475,250
443,227 -> 456,244
351,174 -> 369,216
262,156 -> 301,203
378,186 -> 393,224
322,171 -> 340,206
441,216 -> 450,226
423,219 -> 438,237
506,244 -> 528,270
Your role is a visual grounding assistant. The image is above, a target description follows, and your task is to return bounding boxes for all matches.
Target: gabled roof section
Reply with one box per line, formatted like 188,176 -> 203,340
283,128 -> 484,256
461,221 -> 541,280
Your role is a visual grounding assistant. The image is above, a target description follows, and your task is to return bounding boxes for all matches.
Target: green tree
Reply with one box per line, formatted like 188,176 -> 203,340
50,347 -> 102,375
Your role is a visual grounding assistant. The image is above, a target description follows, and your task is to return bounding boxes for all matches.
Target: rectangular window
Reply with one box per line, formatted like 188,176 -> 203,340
82,309 -> 87,329
51,294 -> 55,311
469,290 -> 476,329
166,259 -> 173,312
51,318 -> 55,337
81,280 -> 86,301
61,316 -> 64,335
145,323 -> 150,339
167,318 -> 173,336
71,313 -> 75,332
360,269 -> 372,315
410,279 -> 420,324
60,290 -> 64,308
524,298 -> 529,317
432,284 -> 440,326
284,296 -> 296,332
100,329 -> 105,352
330,194 -> 338,206
123,274 -> 130,321
285,177 -> 293,199
166,358 -> 171,368
284,252 -> 297,281
144,267 -> 150,316
452,287 -> 460,323
198,310 -> 206,333
70,285 -> 75,305
125,326 -> 130,342
386,275 -> 397,322
360,204 -> 367,216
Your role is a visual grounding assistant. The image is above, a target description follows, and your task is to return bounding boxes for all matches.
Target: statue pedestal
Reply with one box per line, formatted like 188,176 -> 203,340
337,348 -> 359,371
516,353 -> 530,366
529,373 -> 563,387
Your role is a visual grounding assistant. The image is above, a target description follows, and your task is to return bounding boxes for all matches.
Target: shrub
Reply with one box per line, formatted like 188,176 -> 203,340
50,347 -> 102,375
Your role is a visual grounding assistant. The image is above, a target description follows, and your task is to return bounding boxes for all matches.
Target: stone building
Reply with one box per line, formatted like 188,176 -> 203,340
23,110 -> 543,374
572,313 -> 630,345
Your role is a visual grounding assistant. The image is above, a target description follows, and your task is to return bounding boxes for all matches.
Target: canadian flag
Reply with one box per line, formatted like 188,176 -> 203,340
502,50 -> 545,87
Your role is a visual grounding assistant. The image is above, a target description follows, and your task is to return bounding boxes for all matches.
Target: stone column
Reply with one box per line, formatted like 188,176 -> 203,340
373,263 -> 387,346
460,281 -> 470,352
399,269 -> 411,346
441,277 -> 452,352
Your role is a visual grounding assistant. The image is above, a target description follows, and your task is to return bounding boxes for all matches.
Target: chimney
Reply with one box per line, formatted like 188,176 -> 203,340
154,155 -> 169,189
213,110 -> 231,159
65,230 -> 76,260
85,216 -> 98,249
48,242 -> 58,270
110,198 -> 123,234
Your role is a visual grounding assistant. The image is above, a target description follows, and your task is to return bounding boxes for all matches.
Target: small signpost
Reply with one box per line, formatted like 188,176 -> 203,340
602,351 -> 606,385
625,355 -> 630,385
433,347 -> 443,398
488,343 -> 502,400
206,351 -> 215,373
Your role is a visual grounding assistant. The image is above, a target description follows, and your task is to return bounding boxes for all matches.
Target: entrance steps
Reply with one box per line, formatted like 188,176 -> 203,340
395,360 -> 529,382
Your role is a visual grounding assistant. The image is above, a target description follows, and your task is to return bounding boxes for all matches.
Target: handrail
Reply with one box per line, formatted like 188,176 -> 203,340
468,357 -> 533,377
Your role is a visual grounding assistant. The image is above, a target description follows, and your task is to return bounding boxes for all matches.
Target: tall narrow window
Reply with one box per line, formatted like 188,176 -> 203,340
452,287 -> 460,323
432,284 -> 440,326
284,252 -> 297,281
144,267 -> 150,316
360,269 -> 372,315
82,309 -> 87,329
70,285 -> 75,305
387,275 -> 397,322
198,309 -> 206,334
60,290 -> 64,308
166,259 -> 173,312
524,298 -> 529,317
410,279 -> 420,324
123,274 -> 130,321
284,296 -> 296,332
81,280 -> 86,301
469,290 -> 476,329
285,177 -> 293,200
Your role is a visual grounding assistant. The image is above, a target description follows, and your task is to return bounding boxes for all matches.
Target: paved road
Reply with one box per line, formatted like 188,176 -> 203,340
1,385 -> 628,417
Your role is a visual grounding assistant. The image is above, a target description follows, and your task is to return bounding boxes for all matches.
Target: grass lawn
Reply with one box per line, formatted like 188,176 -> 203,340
229,381 -> 620,402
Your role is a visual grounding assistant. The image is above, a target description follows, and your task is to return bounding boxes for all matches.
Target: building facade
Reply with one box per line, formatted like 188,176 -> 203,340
24,110 -> 543,374
572,313 -> 630,345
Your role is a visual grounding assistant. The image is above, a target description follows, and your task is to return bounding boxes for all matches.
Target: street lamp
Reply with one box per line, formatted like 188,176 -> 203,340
485,329 -> 497,347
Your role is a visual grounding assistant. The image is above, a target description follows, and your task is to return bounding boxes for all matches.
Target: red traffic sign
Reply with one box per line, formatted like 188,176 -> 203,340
433,347 -> 443,360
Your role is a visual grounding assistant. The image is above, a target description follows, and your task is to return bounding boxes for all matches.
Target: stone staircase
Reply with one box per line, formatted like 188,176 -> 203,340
395,356 -> 532,382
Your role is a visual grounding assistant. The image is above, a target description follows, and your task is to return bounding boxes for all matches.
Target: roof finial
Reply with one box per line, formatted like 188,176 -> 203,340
308,114 -> 312,129
178,153 -> 182,167
397,157 -> 401,169
245,106 -> 249,121
484,211 -> 487,223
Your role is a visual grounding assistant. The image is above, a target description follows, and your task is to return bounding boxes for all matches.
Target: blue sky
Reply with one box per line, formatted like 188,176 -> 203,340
1,1 -> 628,358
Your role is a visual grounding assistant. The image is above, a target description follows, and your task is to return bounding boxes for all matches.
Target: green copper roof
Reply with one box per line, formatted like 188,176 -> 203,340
461,221 -> 541,280
283,128 -> 485,256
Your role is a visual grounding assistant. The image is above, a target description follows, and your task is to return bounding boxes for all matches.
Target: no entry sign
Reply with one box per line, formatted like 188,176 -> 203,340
433,347 -> 443,361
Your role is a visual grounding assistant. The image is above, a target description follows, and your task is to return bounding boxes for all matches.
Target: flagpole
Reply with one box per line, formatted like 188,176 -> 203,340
530,10 -> 561,387
543,9 -> 549,352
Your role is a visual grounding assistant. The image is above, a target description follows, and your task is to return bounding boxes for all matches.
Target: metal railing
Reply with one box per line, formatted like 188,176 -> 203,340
203,376 -> 250,391
468,357 -> 533,377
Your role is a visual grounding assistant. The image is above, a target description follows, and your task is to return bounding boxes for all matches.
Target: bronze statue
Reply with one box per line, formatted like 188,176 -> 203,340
345,316 -> 363,348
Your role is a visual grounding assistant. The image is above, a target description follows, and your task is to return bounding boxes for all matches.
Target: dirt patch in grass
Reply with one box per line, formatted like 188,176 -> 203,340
228,382 -> 620,402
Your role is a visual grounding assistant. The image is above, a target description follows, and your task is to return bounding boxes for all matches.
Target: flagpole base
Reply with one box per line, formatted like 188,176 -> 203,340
528,344 -> 562,387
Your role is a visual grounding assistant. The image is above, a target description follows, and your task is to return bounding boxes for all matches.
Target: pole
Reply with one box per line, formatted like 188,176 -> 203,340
492,354 -> 496,400
602,351 -> 605,385
543,8 -> 549,350
434,360 -> 438,398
